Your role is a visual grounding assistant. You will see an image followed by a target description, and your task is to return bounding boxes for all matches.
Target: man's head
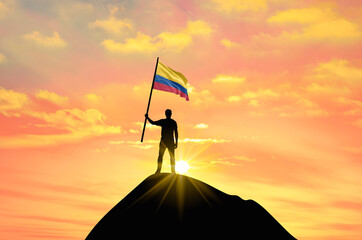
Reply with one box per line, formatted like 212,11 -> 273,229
165,109 -> 172,118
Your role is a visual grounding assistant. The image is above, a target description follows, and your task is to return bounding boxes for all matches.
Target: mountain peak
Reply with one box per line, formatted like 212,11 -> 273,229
86,173 -> 296,239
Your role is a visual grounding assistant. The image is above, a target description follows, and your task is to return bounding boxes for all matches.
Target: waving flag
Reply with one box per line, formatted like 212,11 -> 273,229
141,57 -> 189,142
154,61 -> 189,101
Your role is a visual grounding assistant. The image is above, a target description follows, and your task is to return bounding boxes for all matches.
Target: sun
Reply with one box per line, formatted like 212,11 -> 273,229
175,160 -> 190,174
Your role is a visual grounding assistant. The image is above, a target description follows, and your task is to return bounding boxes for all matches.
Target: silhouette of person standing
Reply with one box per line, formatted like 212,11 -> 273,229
145,109 -> 178,174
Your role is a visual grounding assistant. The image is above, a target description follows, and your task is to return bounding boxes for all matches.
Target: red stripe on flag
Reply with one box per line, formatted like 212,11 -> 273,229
153,82 -> 189,101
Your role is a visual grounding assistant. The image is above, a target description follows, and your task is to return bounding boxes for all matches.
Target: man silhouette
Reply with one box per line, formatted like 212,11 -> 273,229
145,109 -> 178,174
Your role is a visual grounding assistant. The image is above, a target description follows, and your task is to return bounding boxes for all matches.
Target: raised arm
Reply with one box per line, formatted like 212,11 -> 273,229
145,114 -> 156,125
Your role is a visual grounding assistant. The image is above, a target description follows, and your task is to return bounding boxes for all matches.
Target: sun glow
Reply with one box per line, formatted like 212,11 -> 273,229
175,160 -> 190,174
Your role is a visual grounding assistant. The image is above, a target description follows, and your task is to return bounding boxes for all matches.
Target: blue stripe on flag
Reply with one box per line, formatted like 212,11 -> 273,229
154,74 -> 188,95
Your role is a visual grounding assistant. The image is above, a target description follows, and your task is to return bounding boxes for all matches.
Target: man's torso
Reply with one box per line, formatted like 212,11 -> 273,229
156,118 -> 177,144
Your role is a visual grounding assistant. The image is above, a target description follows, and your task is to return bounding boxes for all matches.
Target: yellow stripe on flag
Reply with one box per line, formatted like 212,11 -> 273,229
156,62 -> 188,88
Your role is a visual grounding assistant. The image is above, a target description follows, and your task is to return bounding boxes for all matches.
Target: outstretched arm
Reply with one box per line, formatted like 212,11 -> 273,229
145,114 -> 156,125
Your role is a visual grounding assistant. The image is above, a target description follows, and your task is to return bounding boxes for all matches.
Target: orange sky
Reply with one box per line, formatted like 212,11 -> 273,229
0,0 -> 361,239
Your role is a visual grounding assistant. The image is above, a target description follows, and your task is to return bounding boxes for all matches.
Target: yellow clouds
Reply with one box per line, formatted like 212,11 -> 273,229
0,87 -> 28,117
108,137 -> 230,150
100,20 -> 212,54
194,123 -> 208,129
214,155 -> 256,167
133,121 -> 159,131
300,19 -> 361,41
302,59 -> 362,121
221,38 -> 241,48
0,88 -> 121,148
35,90 -> 69,106
306,83 -> 350,96
90,5 -> 213,54
102,32 -> 158,54
88,6 -> 133,35
85,93 -> 103,104
227,88 -> 279,103
23,31 -> 67,48
179,138 -> 231,144
277,95 -> 329,118
0,52 -> 6,64
335,97 -> 362,117
312,59 -> 362,83
27,108 -> 120,135
158,30 -> 195,51
267,7 -> 361,42
243,89 -> 279,99
210,0 -> 267,13
306,59 -> 362,97
184,20 -> 213,36
226,96 -> 242,103
212,74 -> 245,83
89,18 -> 133,34
267,8 -> 333,24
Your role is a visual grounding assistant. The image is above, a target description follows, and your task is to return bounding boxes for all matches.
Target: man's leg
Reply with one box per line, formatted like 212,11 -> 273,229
168,145 -> 176,173
156,142 -> 166,173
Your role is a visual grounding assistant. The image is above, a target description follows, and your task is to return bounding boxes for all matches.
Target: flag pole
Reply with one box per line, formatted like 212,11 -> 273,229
141,56 -> 159,142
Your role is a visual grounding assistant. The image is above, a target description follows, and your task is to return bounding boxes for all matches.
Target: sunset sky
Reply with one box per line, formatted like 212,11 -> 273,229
0,0 -> 361,239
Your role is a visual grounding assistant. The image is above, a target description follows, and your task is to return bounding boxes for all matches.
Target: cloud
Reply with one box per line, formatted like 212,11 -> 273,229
248,99 -> 259,107
226,96 -> 241,102
197,155 -> 256,168
0,52 -> 6,64
267,7 -> 333,24
299,19 -> 361,41
101,32 -> 158,54
0,87 -> 29,117
26,108 -> 114,132
225,88 -> 279,103
101,20 -> 212,54
305,59 -> 362,97
276,96 -> 329,118
266,7 -> 361,42
221,38 -> 241,48
88,6 -> 133,35
156,31 -> 193,51
218,155 -> 256,164
109,140 -> 156,150
242,89 -> 280,99
187,87 -> 216,107
108,138 -> 230,150
0,88 -> 121,148
212,74 -> 245,83
35,90 -> 69,106
194,123 -> 208,129
335,97 -> 362,116
85,93 -> 103,104
0,108 -> 121,148
134,121 -> 159,131
89,17 -> 133,34
306,83 -> 350,96
311,59 -> 362,83
210,0 -> 267,14
23,31 -> 67,48
179,138 -> 231,144
184,20 -> 213,36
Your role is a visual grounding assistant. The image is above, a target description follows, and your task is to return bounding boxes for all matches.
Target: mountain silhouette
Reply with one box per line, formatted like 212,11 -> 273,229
86,173 -> 296,239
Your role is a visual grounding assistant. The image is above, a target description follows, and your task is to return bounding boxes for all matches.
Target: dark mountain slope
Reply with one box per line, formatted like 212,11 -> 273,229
86,173 -> 296,239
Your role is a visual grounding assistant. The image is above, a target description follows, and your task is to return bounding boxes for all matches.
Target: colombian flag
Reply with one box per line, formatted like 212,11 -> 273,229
154,62 -> 189,101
